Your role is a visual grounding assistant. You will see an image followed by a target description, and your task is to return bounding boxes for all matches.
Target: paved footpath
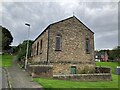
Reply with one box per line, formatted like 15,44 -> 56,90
7,56 -> 43,89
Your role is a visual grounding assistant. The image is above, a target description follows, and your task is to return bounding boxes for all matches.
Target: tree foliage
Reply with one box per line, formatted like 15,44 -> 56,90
0,25 -> 13,50
15,40 -> 33,61
108,46 -> 120,61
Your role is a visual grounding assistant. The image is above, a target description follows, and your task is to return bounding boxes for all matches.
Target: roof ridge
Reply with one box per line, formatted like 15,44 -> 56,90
50,16 -> 75,26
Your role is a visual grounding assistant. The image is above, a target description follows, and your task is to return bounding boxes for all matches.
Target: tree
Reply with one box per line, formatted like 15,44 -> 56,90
108,46 -> 120,61
16,40 -> 33,61
0,26 -> 13,50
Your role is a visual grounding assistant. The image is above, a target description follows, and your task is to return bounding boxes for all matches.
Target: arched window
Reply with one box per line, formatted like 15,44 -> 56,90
55,33 -> 62,51
86,38 -> 90,54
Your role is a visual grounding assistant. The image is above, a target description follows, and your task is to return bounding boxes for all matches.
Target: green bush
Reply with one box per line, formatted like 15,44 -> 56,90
80,65 -> 95,74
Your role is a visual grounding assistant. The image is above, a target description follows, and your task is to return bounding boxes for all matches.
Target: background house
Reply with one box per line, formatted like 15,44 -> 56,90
32,16 -> 95,75
95,50 -> 108,62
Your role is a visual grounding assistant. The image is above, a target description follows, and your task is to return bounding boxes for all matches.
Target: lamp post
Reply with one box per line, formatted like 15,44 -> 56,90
25,23 -> 30,70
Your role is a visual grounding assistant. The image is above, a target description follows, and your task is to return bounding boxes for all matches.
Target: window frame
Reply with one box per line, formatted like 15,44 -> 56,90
55,34 -> 62,51
86,38 -> 90,54
39,39 -> 43,54
36,42 -> 39,55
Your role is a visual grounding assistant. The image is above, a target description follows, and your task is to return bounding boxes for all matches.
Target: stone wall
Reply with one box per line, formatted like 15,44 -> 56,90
32,29 -> 48,63
27,65 -> 112,81
27,65 -> 53,78
52,63 -> 95,75
32,16 -> 95,74
48,16 -> 95,74
53,73 -> 112,81
95,67 -> 112,73
53,67 -> 112,81
48,16 -> 94,64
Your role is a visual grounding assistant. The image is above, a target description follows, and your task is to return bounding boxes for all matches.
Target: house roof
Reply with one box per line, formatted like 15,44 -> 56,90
33,15 -> 94,43
95,50 -> 108,56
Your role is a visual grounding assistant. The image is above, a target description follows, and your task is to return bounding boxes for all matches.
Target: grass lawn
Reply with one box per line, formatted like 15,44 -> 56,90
0,54 -> 13,67
33,62 -> 119,89
34,74 -> 118,88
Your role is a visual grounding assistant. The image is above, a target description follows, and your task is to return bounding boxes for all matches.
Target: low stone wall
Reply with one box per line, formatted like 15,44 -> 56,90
27,65 -> 112,81
53,73 -> 112,81
53,67 -> 112,81
95,67 -> 112,73
27,65 -> 53,78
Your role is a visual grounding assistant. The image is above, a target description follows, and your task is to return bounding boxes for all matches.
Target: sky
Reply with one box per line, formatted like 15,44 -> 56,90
0,0 -> 119,50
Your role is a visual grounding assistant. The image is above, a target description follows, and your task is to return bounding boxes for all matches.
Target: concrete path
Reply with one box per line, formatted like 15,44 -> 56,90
7,56 -> 43,89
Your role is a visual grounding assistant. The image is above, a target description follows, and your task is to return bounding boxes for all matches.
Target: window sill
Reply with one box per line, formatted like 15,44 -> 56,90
55,50 -> 61,51
40,52 -> 42,54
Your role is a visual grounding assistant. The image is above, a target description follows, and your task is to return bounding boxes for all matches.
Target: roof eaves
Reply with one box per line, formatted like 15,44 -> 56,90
74,16 -> 94,34
33,25 -> 50,43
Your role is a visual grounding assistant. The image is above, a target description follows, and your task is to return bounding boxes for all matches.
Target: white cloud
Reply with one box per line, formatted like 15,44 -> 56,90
2,0 -> 120,2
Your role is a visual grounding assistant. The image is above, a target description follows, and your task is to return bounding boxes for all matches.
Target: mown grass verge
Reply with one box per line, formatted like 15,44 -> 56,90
34,74 -> 118,89
0,54 -> 13,67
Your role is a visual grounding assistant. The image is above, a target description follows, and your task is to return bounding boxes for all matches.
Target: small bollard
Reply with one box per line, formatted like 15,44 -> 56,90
115,66 -> 120,75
